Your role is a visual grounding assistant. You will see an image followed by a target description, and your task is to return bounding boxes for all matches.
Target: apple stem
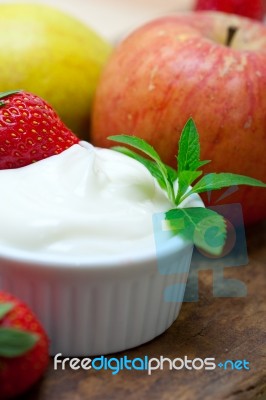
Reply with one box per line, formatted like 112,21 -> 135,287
226,26 -> 238,47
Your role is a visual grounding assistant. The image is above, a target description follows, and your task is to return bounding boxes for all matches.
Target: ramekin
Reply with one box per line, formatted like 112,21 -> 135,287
0,228 -> 195,357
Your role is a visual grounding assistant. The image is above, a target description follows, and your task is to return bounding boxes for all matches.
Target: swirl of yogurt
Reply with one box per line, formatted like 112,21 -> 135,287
0,143 -> 201,261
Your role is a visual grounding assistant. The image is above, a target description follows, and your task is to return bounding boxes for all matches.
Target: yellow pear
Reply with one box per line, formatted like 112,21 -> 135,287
0,3 -> 112,138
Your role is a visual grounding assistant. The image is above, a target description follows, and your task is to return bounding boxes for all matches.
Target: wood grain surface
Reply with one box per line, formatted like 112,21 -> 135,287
22,221 -> 266,400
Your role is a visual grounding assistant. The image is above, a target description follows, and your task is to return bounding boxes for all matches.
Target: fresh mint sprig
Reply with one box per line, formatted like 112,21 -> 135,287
108,118 -> 266,255
110,135 -> 176,204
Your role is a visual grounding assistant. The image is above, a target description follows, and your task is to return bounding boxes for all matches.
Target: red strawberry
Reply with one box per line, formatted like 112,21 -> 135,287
0,291 -> 49,399
194,0 -> 265,21
0,90 -> 79,169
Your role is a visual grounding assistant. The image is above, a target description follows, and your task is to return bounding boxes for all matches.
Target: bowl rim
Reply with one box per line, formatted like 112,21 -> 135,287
0,231 -> 192,271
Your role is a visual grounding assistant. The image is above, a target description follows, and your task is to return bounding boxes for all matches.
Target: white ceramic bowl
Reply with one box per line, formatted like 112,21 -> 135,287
0,227 -> 195,356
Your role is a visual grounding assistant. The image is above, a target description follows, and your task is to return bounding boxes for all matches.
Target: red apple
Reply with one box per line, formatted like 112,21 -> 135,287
195,0 -> 265,21
91,11 -> 266,225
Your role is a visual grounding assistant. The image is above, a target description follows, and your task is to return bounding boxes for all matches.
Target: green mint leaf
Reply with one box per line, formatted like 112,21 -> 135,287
108,134 -> 162,163
106,120 -> 266,257
165,207 -> 226,255
164,166 -> 177,184
177,119 -> 210,177
112,145 -> 177,190
177,118 -> 201,173
112,145 -> 167,190
187,173 -> 266,197
0,327 -> 39,357
194,160 -> 211,169
0,303 -> 14,320
108,135 -> 175,203
176,170 -> 202,203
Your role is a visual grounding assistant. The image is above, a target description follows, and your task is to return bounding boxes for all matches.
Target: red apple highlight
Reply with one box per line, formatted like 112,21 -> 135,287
195,0 -> 265,21
91,11 -> 266,225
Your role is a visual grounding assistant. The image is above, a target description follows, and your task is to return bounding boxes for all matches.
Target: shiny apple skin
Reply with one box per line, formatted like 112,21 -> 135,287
91,12 -> 266,225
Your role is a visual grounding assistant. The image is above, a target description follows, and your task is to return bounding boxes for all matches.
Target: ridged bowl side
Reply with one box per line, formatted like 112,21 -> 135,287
0,246 -> 192,356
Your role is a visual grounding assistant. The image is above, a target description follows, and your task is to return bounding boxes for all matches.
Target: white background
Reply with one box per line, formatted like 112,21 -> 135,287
0,0 -> 195,40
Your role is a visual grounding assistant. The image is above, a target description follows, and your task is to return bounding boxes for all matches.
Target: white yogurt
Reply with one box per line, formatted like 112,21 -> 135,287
0,143 -> 201,260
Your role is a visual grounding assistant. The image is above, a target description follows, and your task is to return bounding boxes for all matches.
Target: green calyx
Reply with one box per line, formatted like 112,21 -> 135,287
0,90 -> 21,107
0,303 -> 14,319
108,118 -> 266,256
0,301 -> 39,358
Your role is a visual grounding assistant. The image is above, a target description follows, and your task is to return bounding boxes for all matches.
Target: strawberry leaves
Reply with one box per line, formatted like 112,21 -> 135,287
0,301 -> 39,358
108,118 -> 266,255
0,292 -> 49,399
0,90 -> 21,107
0,303 -> 14,319
0,328 -> 39,358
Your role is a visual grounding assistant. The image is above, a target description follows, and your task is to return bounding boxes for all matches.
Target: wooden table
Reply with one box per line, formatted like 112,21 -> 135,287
22,221 -> 266,400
